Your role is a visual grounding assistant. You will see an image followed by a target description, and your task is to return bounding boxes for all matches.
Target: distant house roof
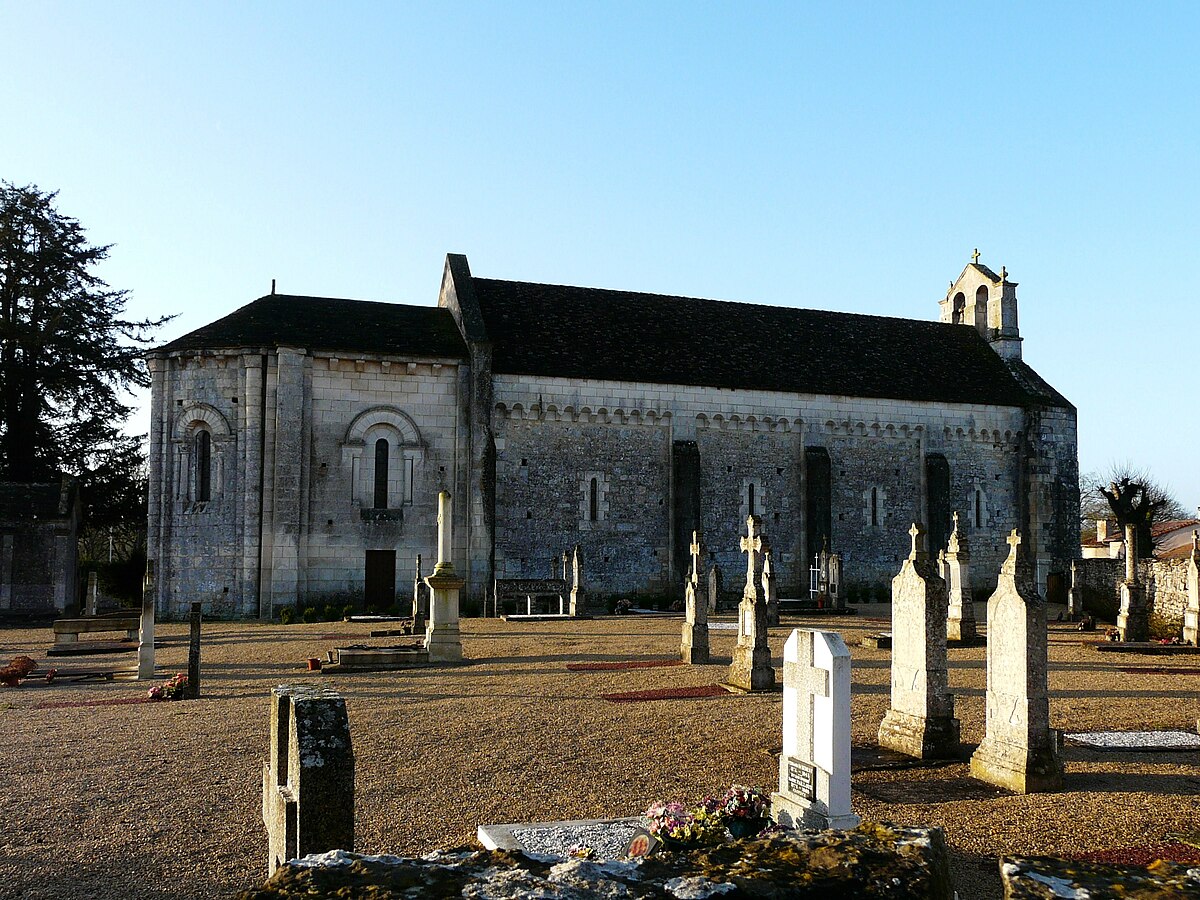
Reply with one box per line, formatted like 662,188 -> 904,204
1151,519 -> 1199,538
156,294 -> 468,360
470,277 -> 1071,409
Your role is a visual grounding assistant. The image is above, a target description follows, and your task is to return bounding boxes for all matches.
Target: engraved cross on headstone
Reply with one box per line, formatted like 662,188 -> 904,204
784,635 -> 830,765
740,516 -> 763,590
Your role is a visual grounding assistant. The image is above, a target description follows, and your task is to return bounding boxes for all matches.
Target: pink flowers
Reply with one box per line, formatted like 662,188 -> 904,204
148,673 -> 188,701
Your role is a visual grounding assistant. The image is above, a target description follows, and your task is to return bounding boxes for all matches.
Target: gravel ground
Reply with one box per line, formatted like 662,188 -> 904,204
1,605 -> 1198,900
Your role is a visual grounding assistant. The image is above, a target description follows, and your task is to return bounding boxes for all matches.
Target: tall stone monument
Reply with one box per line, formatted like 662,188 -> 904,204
412,554 -> 428,634
1117,523 -> 1148,642
423,491 -> 464,662
944,513 -> 976,643
681,531 -> 709,664
1067,559 -> 1084,622
970,530 -> 1064,793
1183,531 -> 1199,646
262,684 -> 354,874
726,516 -> 775,692
771,628 -> 858,830
707,564 -> 721,613
763,547 -> 780,627
877,523 -> 959,759
569,544 -> 586,616
828,552 -> 843,611
137,560 -> 156,680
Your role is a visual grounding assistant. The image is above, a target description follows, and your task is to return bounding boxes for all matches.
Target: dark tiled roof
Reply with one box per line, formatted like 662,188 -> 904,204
157,295 -> 468,359
471,278 -> 1069,408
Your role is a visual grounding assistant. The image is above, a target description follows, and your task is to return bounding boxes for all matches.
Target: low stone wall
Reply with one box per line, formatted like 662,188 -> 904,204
1074,557 -> 1192,631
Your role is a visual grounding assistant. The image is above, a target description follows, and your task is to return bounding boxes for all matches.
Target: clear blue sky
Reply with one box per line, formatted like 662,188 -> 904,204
3,3 -> 1197,510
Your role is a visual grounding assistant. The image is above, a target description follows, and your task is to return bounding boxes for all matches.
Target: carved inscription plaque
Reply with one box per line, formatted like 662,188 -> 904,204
787,759 -> 816,801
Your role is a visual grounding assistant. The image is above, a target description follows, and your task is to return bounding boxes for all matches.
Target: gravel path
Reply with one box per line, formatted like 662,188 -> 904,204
0,608 -> 1198,899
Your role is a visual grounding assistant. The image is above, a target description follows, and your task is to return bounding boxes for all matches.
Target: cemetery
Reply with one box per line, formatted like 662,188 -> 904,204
1,518 -> 1199,898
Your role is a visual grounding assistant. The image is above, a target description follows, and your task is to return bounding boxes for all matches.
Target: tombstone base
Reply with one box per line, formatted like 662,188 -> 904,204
946,617 -> 977,644
1117,583 -> 1148,643
770,790 -> 859,832
726,645 -> 775,692
877,710 -> 961,760
681,624 -> 709,665
969,735 -> 1063,794
426,625 -> 463,662
1184,610 -> 1198,646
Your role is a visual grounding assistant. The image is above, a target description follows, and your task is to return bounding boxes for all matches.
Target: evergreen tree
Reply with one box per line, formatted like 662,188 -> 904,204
0,182 -> 170,524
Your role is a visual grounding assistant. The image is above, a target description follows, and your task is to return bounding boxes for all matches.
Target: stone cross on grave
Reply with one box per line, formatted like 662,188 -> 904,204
772,628 -> 858,830
741,516 -> 764,592
689,531 -> 703,586
908,522 -> 927,561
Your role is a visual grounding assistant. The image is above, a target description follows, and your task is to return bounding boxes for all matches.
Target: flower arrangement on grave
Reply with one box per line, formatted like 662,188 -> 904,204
717,785 -> 771,837
567,844 -> 595,860
148,673 -> 188,701
645,785 -> 773,848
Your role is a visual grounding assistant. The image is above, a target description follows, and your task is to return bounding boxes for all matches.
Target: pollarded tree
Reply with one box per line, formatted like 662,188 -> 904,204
0,182 -> 170,523
1084,463 -> 1188,560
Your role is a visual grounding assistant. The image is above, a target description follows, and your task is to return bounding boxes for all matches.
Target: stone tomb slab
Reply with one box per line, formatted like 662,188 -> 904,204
851,744 -> 970,772
1093,642 -> 1200,655
321,644 -> 468,672
477,816 -> 647,858
853,774 -> 1012,804
1065,731 -> 1200,752
860,633 -> 892,649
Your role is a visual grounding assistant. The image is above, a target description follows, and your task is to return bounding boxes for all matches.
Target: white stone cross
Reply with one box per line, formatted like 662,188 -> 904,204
741,516 -> 763,589
689,531 -> 703,585
783,633 -> 829,765
908,522 -> 926,560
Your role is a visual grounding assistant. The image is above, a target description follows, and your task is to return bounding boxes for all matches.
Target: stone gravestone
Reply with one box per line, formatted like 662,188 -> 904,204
944,513 -> 976,643
569,544 -> 586,616
877,523 -> 959,759
85,571 -> 99,617
262,684 -> 354,875
707,564 -> 721,613
1117,524 -> 1148,642
970,530 -> 1064,793
1067,559 -> 1084,622
424,491 -> 464,662
771,628 -> 858,830
681,531 -> 709,664
763,548 -> 780,627
726,516 -> 775,692
412,555 -> 428,634
1183,531 -> 1199,646
137,560 -> 156,680
187,602 -> 202,700
828,553 -> 843,611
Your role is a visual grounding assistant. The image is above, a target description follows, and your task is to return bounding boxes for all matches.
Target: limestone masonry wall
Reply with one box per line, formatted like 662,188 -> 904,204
1075,556 -> 1189,629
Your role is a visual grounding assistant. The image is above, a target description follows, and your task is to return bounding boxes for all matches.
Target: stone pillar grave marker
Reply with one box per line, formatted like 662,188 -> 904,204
424,491 -> 464,662
771,628 -> 858,830
1183,531 -> 1199,646
1067,559 -> 1084,622
945,513 -> 976,643
681,530 -> 709,664
1117,523 -> 1148,642
828,553 -> 843,610
85,571 -> 98,617
412,554 -> 428,633
569,544 -> 586,616
970,530 -> 1064,793
262,684 -> 354,875
137,560 -> 156,680
877,523 -> 960,759
763,548 -> 780,627
707,564 -> 720,613
726,516 -> 775,692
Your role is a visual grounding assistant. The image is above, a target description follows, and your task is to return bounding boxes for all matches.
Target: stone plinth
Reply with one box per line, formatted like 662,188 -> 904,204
424,572 -> 464,662
970,531 -> 1063,793
681,581 -> 709,665
772,629 -> 858,830
878,524 -> 959,759
262,685 -> 354,875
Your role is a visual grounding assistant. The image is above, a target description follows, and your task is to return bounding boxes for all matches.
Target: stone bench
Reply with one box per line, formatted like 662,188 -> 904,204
52,615 -> 140,644
494,578 -> 568,615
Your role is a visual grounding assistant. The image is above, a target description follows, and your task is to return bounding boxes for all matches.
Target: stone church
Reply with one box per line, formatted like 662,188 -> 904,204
145,253 -> 1079,618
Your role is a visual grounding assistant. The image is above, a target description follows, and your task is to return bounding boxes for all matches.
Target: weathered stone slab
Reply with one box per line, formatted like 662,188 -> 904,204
772,628 -> 858,830
999,855 -> 1200,899
861,632 -> 892,650
878,523 -> 959,760
970,530 -> 1063,793
262,685 -> 354,875
477,816 -> 644,855
241,825 -> 955,900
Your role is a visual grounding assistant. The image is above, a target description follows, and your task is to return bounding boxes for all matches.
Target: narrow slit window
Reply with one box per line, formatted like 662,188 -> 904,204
374,438 -> 389,509
975,489 -> 983,528
870,487 -> 878,526
404,457 -> 415,506
589,477 -> 599,521
748,482 -> 756,517
195,430 -> 211,502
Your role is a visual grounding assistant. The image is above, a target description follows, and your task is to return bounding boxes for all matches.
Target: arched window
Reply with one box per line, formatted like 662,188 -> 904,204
870,487 -> 878,527
195,430 -> 211,503
589,477 -> 599,521
373,438 -> 389,509
748,482 -> 756,517
975,285 -> 989,332
951,292 -> 966,325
